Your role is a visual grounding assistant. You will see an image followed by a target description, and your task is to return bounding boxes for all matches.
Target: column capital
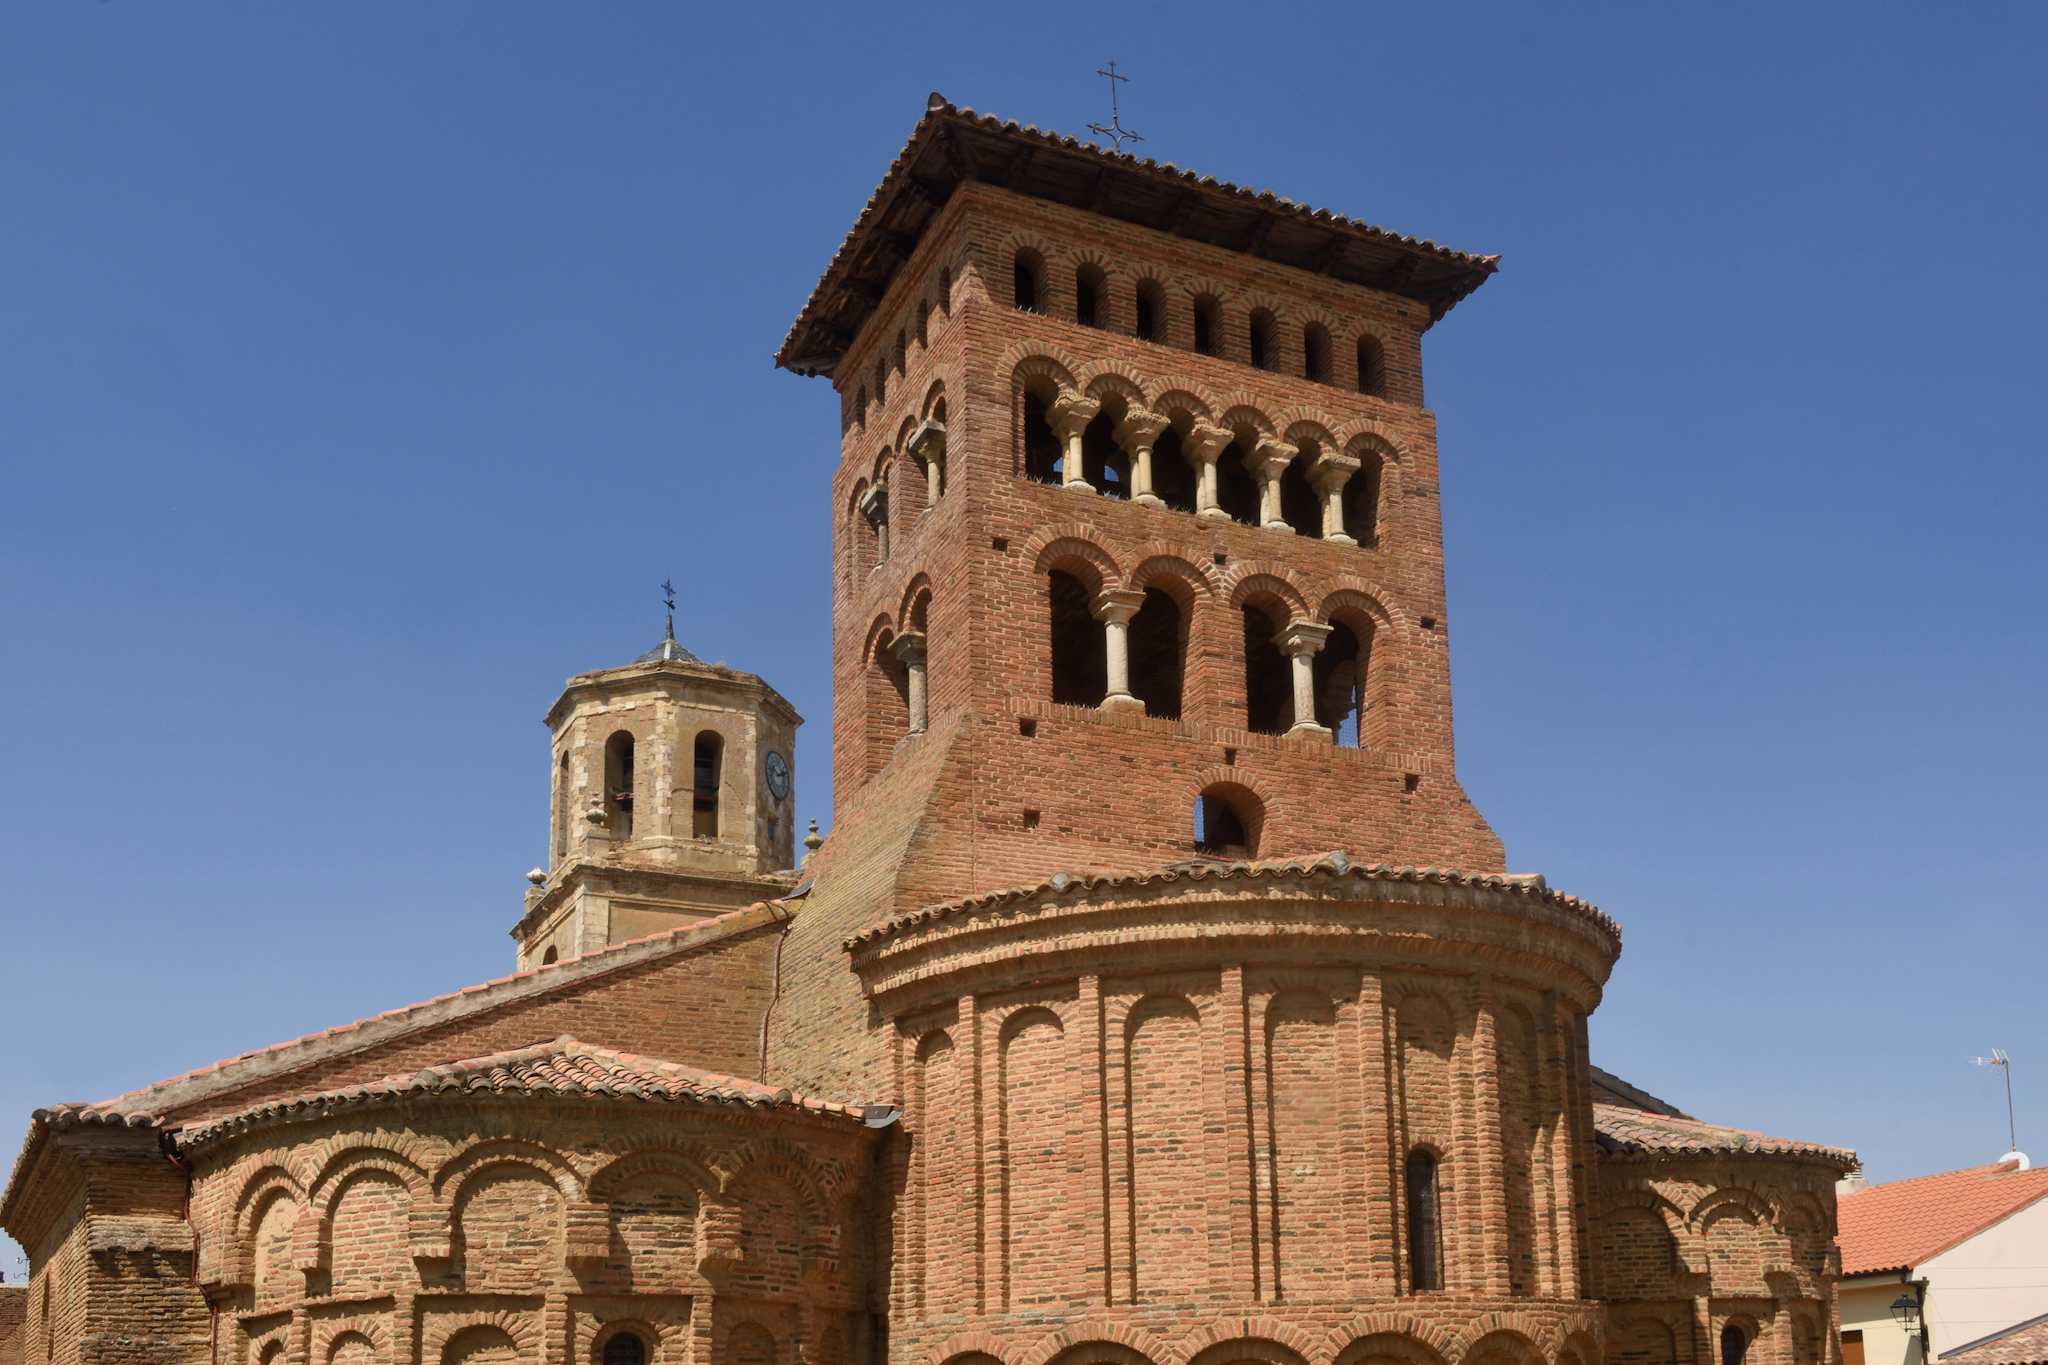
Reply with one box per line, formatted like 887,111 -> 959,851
1278,620 -> 1333,657
1047,392 -> 1101,440
1114,409 -> 1172,448
907,418 -> 947,461
858,482 -> 888,521
1184,421 -> 1233,463
1093,587 -> 1147,624
1252,436 -> 1300,478
889,630 -> 927,666
1309,450 -> 1362,491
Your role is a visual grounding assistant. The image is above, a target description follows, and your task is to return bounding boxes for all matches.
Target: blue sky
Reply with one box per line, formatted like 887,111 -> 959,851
3,3 -> 2043,1273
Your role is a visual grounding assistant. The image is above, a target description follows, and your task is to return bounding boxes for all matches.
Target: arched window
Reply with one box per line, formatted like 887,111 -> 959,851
1343,450 -> 1383,546
1134,279 -> 1166,342
1217,440 -> 1260,525
1022,389 -> 1061,484
1048,570 -> 1106,706
1075,263 -> 1105,327
552,750 -> 569,864
1152,426 -> 1197,513
1128,587 -> 1185,719
874,362 -> 886,407
1280,450 -> 1321,537
1303,322 -> 1331,382
1314,618 -> 1372,746
1721,1326 -> 1749,1365
1241,604 -> 1290,734
1193,295 -> 1221,356
603,730 -> 635,840
854,385 -> 867,427
1013,249 -> 1045,313
1193,786 -> 1257,857
541,946 -> 559,966
1248,308 -> 1276,370
602,1332 -> 650,1365
1406,1147 -> 1443,1291
866,630 -> 911,778
1357,333 -> 1387,396
1081,411 -> 1127,498
692,732 -> 723,838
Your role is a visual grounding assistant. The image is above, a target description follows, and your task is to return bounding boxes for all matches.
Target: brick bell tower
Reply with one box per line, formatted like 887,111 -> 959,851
776,94 -> 1505,924
510,614 -> 802,968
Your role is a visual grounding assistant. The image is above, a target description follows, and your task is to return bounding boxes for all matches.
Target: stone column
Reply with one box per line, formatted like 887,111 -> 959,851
1187,421 -> 1233,521
1253,437 -> 1300,532
1095,588 -> 1147,716
1312,451 -> 1363,545
1117,410 -> 1172,507
1048,393 -> 1102,494
908,419 -> 946,509
1279,621 -> 1333,737
860,482 -> 890,561
891,631 -> 928,733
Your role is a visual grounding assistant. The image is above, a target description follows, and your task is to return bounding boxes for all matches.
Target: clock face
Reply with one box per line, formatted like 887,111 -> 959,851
764,749 -> 791,802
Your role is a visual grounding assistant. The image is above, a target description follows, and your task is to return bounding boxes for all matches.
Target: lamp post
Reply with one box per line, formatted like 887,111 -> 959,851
1890,1291 -> 1928,1365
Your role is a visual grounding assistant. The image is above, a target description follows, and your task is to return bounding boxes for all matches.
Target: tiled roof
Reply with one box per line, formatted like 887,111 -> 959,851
844,850 -> 1619,951
1943,1311 -> 2048,1365
2,902 -> 798,1229
1593,1103 -> 1857,1168
777,93 -> 1499,373
1838,1159 -> 2048,1275
76,901 -> 793,1125
175,1037 -> 874,1149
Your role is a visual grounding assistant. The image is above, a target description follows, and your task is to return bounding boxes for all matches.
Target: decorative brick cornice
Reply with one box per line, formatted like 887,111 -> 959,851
845,851 -> 1622,1012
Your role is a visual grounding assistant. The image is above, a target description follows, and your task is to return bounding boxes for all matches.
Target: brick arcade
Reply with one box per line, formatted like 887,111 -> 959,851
0,95 -> 1854,1365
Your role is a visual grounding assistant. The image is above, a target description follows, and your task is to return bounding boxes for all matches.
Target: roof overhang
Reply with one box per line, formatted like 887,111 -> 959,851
776,94 -> 1500,377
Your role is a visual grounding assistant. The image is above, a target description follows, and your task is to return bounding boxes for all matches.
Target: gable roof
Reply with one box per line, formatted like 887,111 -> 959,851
3,901 -> 794,1230
175,1036 -> 873,1150
1943,1311 -> 2048,1365
776,93 -> 1500,375
1839,1159 -> 2048,1276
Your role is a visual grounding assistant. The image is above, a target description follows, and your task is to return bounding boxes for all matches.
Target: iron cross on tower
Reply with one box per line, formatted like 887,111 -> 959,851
661,578 -> 677,641
1087,60 -> 1143,152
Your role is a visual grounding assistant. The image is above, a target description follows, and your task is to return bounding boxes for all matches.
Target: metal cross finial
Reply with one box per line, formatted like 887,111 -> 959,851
661,578 -> 677,641
1087,60 -> 1144,153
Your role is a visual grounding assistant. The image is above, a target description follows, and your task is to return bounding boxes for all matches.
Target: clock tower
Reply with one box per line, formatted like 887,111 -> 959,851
510,624 -> 803,968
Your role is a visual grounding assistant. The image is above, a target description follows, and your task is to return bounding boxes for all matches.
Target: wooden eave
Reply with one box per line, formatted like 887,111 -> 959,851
776,94 -> 1500,377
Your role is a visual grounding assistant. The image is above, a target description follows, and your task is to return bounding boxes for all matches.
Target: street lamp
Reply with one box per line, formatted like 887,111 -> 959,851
1891,1293 -> 1928,1361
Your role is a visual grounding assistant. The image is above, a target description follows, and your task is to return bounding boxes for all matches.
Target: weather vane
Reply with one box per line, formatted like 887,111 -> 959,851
661,578 -> 677,641
1087,60 -> 1143,153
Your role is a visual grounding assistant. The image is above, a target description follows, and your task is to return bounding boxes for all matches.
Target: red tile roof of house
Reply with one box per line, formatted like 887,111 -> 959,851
173,1036 -> 875,1149
1838,1160 -> 2048,1275
1943,1311 -> 2048,1365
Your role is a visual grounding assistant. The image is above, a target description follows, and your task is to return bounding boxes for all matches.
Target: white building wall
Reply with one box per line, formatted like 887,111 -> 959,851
1925,1196 -> 2048,1356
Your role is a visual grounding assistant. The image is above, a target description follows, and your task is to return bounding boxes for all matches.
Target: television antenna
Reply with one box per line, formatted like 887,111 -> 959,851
1973,1049 -> 2023,1163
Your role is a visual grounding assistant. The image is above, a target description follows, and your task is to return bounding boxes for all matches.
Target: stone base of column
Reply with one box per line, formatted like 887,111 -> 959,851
1099,693 -> 1147,717
1063,480 -> 1097,495
1326,532 -> 1357,546
1263,520 -> 1296,534
1197,507 -> 1232,522
1287,720 -> 1333,740
1132,493 -> 1165,509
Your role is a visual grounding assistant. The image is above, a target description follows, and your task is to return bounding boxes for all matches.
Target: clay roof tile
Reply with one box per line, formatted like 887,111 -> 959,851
1837,1159 -> 2048,1275
173,1036 -> 874,1150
